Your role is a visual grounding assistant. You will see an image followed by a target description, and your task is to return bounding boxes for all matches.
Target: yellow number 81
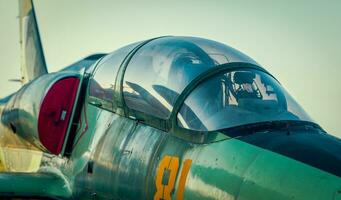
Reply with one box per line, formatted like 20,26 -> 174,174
154,156 -> 192,200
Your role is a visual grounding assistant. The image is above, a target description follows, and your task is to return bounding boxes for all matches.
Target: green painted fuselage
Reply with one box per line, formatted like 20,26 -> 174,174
2,1 -> 340,199
67,103 -> 341,200
0,37 -> 341,200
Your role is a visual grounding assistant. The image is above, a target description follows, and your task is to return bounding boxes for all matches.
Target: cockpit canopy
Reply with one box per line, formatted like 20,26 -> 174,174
123,37 -> 257,119
88,36 -> 313,132
177,69 -> 313,131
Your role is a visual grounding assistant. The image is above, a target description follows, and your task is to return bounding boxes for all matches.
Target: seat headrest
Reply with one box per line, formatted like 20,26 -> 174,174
234,71 -> 255,84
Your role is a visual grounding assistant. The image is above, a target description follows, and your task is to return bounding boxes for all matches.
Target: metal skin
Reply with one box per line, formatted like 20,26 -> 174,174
1,1 -> 341,200
1,37 -> 341,200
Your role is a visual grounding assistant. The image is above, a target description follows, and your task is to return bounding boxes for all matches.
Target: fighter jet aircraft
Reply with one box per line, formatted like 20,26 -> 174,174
0,0 -> 341,199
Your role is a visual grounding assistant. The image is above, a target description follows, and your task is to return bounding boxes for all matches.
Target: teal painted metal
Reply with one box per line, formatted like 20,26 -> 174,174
1,33 -> 341,200
180,139 -> 341,200
0,171 -> 71,198
65,106 -> 341,199
63,51 -> 341,199
9,2 -> 341,198
1,70 -> 341,199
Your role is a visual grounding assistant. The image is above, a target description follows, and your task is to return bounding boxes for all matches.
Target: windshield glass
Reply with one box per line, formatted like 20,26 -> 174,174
123,37 -> 258,119
177,69 -> 313,131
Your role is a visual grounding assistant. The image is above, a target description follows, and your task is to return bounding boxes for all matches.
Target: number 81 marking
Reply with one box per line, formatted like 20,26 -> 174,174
154,156 -> 192,200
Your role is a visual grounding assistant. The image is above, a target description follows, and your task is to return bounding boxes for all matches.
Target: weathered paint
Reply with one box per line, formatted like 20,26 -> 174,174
0,171 -> 71,198
1,3 -> 341,198
180,139 -> 341,200
62,102 -> 341,200
1,74 -> 341,199
1,54 -> 341,200
0,147 -> 42,172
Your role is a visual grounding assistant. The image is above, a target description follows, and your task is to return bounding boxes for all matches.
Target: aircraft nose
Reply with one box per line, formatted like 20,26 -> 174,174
236,129 -> 341,178
182,130 -> 341,200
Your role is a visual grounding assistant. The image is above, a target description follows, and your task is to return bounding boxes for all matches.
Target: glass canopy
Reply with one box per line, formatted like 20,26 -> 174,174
123,37 -> 257,119
177,69 -> 313,131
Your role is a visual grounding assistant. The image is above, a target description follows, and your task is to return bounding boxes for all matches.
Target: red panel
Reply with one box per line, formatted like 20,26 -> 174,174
38,77 -> 80,155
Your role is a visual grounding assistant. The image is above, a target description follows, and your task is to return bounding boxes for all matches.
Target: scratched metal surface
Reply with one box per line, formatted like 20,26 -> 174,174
65,36 -> 341,199
181,138 -> 341,200
1,35 -> 341,199
68,107 -> 341,200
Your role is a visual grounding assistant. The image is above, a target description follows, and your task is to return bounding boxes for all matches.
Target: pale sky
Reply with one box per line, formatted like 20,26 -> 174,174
0,0 -> 340,137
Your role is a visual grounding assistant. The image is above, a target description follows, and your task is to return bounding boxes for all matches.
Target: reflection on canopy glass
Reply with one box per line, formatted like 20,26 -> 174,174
177,69 -> 313,131
89,42 -> 141,110
123,37 -> 256,119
